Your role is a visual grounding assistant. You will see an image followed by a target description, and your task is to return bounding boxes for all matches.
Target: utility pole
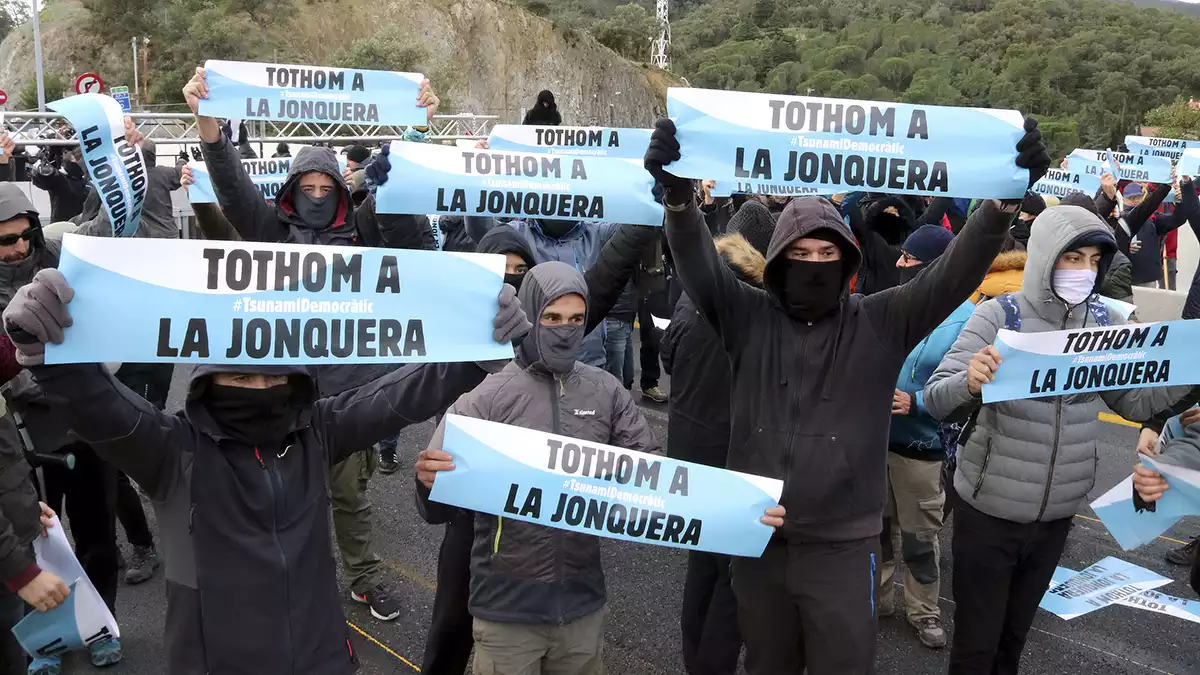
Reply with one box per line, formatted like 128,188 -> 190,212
141,37 -> 150,105
132,37 -> 140,108
31,0 -> 45,110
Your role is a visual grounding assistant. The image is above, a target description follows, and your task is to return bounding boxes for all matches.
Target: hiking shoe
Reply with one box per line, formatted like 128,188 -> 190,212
642,386 -> 668,404
877,586 -> 896,618
124,545 -> 160,584
378,445 -> 399,475
89,637 -> 123,667
1166,537 -> 1198,566
351,583 -> 401,621
912,617 -> 947,649
27,656 -> 60,675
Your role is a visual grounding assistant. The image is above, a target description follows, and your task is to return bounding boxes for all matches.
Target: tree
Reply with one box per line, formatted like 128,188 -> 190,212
333,32 -> 426,72
591,3 -> 656,60
1142,99 -> 1200,140
18,73 -> 68,110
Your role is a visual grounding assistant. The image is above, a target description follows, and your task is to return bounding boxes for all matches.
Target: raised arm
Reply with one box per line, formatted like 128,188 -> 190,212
583,224 -> 660,334
1126,183 -> 1171,233
199,134 -> 284,243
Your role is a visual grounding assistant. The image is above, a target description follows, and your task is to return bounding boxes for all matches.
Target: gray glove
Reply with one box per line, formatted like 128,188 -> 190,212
3,268 -> 74,366
492,283 -> 530,345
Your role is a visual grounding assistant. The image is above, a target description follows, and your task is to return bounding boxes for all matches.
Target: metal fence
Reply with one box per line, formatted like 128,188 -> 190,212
3,111 -> 498,146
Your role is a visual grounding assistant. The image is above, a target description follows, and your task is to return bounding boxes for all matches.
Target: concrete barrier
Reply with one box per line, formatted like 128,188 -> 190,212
1131,286 -> 1187,322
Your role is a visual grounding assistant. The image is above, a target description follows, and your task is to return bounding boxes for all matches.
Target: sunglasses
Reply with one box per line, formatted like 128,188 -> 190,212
0,226 -> 41,247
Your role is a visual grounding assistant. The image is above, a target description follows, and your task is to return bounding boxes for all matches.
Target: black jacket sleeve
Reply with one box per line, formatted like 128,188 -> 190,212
1181,183 -> 1200,321
1126,184 -> 1172,235
0,162 -> 14,183
863,200 -> 1014,354
192,203 -> 242,241
582,224 -> 660,334
917,197 -> 953,227
200,134 -> 285,243
355,194 -> 437,251
1099,252 -> 1134,303
30,167 -> 65,194
414,415 -> 457,524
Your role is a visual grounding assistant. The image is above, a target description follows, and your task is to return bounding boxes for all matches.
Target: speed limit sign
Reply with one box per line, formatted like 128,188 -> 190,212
74,72 -> 104,95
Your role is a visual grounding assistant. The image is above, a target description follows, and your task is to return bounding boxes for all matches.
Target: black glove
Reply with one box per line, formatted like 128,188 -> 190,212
643,118 -> 693,206
365,143 -> 391,188
1015,116 -> 1050,190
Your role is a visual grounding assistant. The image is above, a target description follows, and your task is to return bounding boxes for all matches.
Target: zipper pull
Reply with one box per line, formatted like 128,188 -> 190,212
254,447 -> 266,470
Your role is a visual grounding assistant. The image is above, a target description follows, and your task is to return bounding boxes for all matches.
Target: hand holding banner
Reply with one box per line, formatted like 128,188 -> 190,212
45,234 -> 512,365
1067,149 -> 1173,185
432,415 -> 783,557
375,141 -> 663,227
199,60 -> 426,126
665,87 -> 1028,199
1030,168 -> 1101,200
1125,135 -> 1200,162
47,94 -> 146,237
487,125 -> 651,159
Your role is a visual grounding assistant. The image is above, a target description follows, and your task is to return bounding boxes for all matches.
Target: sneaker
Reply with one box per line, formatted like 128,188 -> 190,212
912,617 -> 947,649
351,582 -> 401,621
378,445 -> 399,475
27,656 -> 60,675
642,386 -> 668,404
877,586 -> 896,618
89,637 -> 123,667
124,544 -> 160,585
1165,537 -> 1198,566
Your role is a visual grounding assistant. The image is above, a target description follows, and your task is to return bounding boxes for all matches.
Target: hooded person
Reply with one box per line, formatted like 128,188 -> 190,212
522,90 -> 562,126
344,145 -> 372,171
644,115 -> 1051,675
476,226 -> 536,291
923,205 -> 1191,675
31,146 -> 87,223
1094,175 -> 1191,288
273,142 -> 291,158
1061,191 -> 1135,303
848,194 -> 921,295
1,267 -> 529,675
661,229 -> 768,675
74,138 -> 185,242
415,261 -> 678,675
1008,192 -> 1046,249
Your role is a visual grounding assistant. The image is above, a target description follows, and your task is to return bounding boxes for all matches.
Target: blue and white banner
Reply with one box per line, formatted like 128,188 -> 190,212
375,141 -> 663,226
44,234 -> 511,365
199,60 -> 425,126
1067,149 -> 1174,185
1031,168 -> 1101,200
186,157 -> 294,204
982,320 -> 1195,404
12,516 -> 119,659
666,87 -> 1028,199
1047,565 -> 1195,622
1125,135 -> 1200,162
488,125 -> 651,159
1099,295 -> 1137,322
1090,471 -> 1196,550
432,415 -> 784,557
1177,148 -> 1200,178
47,94 -> 146,237
1039,556 -> 1171,620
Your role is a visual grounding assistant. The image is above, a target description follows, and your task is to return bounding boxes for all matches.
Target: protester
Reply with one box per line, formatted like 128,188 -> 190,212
2,264 -> 528,675
1132,422 -> 1200,595
661,220 -> 771,675
643,115 -> 1050,675
1059,190 -> 1135,303
1096,175 -> 1189,288
879,223 -> 961,650
272,142 -> 291,158
31,147 -> 88,224
76,138 -> 184,240
924,205 -> 1191,674
522,90 -> 562,126
968,240 -> 1025,305
1008,192 -> 1045,249
344,145 -> 371,172
179,165 -> 241,241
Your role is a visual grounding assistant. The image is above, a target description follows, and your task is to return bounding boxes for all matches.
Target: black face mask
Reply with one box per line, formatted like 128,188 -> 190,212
64,162 -> 84,179
875,213 -> 911,246
897,263 -> 924,285
504,272 -> 526,292
539,219 -> 577,239
777,259 -> 843,322
205,382 -> 297,447
292,188 -> 339,228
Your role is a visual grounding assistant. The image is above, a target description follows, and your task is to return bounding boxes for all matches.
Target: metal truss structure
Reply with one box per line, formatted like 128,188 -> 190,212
651,0 -> 670,70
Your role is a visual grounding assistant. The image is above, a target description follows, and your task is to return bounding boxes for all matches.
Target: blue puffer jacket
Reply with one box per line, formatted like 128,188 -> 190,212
888,299 -> 976,460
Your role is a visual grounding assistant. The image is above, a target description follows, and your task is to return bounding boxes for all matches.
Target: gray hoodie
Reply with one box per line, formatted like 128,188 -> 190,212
417,261 -> 660,625
925,206 -> 1190,523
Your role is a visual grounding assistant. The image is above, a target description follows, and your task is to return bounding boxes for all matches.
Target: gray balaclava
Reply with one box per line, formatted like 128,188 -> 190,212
515,261 -> 589,375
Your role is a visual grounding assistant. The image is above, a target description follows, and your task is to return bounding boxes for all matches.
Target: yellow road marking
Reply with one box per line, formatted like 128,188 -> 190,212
1073,513 -> 1190,546
386,560 -> 438,592
347,620 -> 421,672
1098,412 -> 1141,428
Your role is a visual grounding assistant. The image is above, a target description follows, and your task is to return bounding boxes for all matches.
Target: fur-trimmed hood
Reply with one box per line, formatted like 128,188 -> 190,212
970,250 -> 1027,304
715,233 -> 766,286
986,250 -> 1028,275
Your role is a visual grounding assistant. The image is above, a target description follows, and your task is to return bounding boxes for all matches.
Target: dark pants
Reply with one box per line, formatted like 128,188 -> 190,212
638,303 -> 661,390
42,443 -> 119,615
681,551 -> 741,675
115,472 -> 153,549
731,537 -> 879,675
949,500 -> 1073,675
0,588 -> 26,674
421,512 -> 475,675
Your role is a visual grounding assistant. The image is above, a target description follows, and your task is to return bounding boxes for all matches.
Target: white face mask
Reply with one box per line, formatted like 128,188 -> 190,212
1052,268 -> 1097,305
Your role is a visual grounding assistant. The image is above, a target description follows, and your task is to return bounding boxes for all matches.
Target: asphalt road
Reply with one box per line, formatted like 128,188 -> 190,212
53,366 -> 1199,675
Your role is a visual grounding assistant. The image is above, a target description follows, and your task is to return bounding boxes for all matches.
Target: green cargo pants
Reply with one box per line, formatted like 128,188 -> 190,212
330,447 -> 383,595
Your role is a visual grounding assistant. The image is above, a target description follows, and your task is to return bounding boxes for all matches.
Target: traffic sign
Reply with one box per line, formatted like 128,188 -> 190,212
0,90 -> 7,106
74,72 -> 103,95
111,86 -> 130,112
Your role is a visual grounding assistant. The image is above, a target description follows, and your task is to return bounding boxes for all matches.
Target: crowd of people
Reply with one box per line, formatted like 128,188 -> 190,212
0,67 -> 1191,675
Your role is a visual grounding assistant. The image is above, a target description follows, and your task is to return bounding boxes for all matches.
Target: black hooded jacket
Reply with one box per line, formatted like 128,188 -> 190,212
664,196 -> 1014,542
354,193 -> 436,251
476,226 -> 535,268
28,359 -> 487,675
848,194 -> 918,295
31,162 -> 88,223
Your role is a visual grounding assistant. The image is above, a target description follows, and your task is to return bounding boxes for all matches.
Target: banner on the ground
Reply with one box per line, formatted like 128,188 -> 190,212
1125,136 -> 1200,162
1177,148 -> 1200,178
375,141 -> 663,226
665,87 -> 1029,199
47,94 -> 145,237
1048,566 -> 1198,623
1039,556 -> 1171,620
981,320 -> 1195,403
488,125 -> 652,159
1067,149 -> 1174,185
432,415 -> 784,557
12,516 -> 119,659
186,157 -> 294,204
199,60 -> 426,126
1031,169 -> 1102,200
44,234 -> 510,365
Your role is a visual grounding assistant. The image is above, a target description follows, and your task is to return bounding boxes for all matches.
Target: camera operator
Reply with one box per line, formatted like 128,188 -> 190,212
31,140 -> 87,223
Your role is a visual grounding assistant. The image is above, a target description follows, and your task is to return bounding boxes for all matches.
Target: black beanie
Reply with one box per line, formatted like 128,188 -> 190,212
902,224 -> 955,264
1060,192 -> 1098,215
727,200 -> 777,256
1021,192 -> 1047,217
346,145 -> 371,164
